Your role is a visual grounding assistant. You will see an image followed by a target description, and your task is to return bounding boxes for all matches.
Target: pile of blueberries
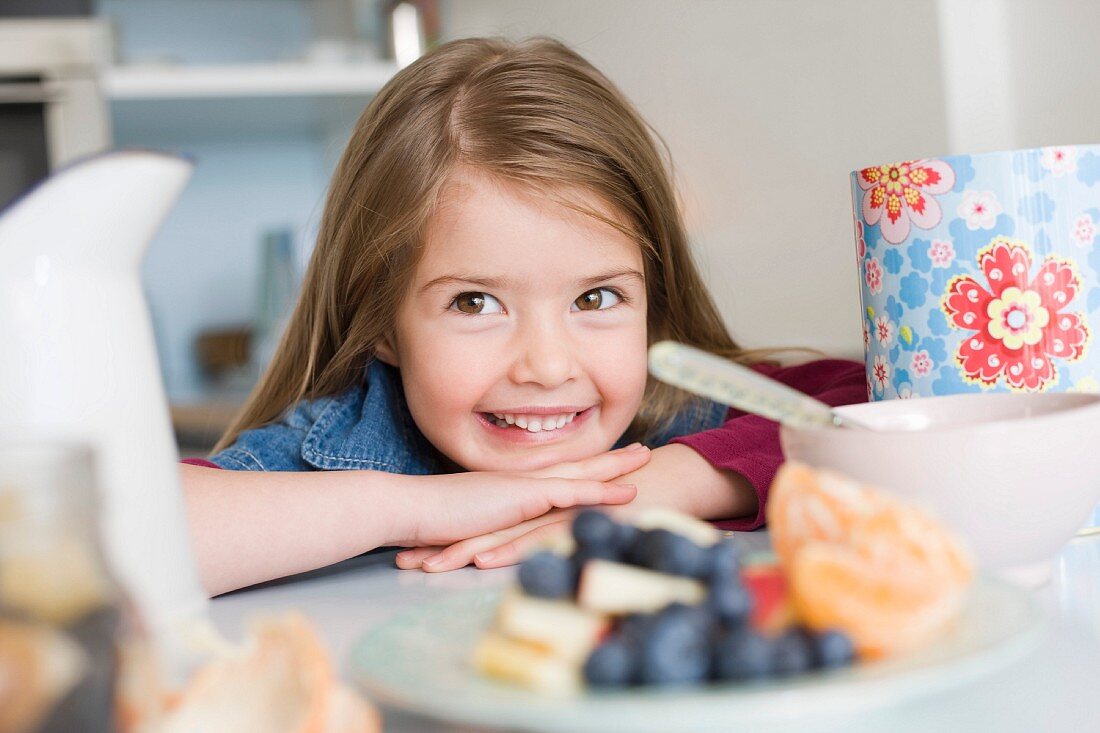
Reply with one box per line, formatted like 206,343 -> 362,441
517,509 -> 856,688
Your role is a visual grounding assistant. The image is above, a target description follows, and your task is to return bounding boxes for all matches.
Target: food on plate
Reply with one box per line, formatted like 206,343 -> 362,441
494,589 -> 610,663
474,463 -> 974,692
768,462 -> 973,658
473,506 -> 857,693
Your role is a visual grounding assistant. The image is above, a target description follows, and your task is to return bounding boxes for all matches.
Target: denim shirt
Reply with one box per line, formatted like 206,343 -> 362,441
209,360 -> 729,473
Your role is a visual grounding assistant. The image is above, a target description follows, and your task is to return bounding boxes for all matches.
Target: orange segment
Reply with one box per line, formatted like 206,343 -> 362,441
791,543 -> 967,659
768,462 -> 973,659
850,495 -> 972,589
767,462 -> 880,571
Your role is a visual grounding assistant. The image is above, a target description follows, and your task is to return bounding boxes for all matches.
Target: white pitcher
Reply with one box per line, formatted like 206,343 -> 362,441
0,150 -> 211,663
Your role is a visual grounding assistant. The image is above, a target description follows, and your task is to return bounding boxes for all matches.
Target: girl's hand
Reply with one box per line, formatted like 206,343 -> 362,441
396,510 -> 574,571
400,443 -> 759,572
393,443 -> 650,557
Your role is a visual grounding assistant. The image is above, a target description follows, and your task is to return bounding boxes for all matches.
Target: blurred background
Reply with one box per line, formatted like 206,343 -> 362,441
2,0 -> 1098,452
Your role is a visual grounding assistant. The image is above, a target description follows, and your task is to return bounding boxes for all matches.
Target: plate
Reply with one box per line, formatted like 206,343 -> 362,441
349,577 -> 1046,733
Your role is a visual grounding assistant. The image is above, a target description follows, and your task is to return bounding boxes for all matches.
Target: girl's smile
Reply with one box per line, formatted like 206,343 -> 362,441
476,405 -> 597,443
374,167 -> 649,472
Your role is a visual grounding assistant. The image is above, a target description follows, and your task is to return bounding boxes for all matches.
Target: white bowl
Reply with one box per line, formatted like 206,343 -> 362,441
779,392 -> 1100,586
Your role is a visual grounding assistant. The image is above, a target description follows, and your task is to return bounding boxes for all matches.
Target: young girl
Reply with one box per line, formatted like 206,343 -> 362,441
181,36 -> 865,595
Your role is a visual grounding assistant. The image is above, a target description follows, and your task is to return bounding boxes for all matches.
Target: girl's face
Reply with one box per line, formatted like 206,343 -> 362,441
376,170 -> 649,472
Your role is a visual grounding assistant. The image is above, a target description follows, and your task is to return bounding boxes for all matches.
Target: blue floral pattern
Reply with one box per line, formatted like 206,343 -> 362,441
851,146 -> 1099,399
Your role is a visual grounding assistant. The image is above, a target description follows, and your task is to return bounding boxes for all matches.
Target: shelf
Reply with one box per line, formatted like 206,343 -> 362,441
103,60 -> 400,142
101,59 -> 401,100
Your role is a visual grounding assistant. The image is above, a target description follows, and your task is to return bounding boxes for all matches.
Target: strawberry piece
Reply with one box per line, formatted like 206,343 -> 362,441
741,562 -> 797,634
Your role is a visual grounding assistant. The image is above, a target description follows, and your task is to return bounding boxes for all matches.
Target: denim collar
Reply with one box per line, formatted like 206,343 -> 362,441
298,360 -> 728,473
300,361 -> 443,474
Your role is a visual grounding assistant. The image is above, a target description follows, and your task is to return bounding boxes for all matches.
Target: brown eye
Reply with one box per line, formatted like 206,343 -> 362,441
573,288 -> 621,312
451,292 -> 503,315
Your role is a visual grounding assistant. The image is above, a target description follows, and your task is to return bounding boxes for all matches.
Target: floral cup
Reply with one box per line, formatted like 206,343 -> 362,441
851,145 -> 1100,401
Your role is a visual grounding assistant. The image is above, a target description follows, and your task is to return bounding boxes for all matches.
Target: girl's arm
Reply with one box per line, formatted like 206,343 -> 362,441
666,358 -> 867,531
394,443 -> 752,571
400,358 -> 866,571
181,444 -> 649,595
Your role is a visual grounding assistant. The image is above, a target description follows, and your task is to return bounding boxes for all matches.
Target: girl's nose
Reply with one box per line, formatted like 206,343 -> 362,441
508,318 -> 578,388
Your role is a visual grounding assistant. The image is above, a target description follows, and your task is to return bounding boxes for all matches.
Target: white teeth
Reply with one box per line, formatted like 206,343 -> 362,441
488,411 -> 580,432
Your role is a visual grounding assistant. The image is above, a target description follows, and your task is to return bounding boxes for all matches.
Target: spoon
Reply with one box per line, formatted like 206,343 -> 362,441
647,340 -> 872,430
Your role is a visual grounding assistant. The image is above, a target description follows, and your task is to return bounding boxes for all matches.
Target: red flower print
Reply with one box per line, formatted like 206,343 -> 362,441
872,354 -> 891,396
858,159 -> 956,244
942,237 -> 1091,392
865,256 -> 883,295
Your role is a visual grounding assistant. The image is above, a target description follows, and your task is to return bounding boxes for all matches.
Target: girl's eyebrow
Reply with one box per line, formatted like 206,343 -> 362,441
420,272 -> 506,292
577,267 -> 645,288
420,268 -> 644,293
419,274 -> 506,293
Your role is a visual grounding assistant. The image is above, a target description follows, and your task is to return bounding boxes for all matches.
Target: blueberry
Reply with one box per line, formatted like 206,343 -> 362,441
772,628 -> 815,676
572,543 -> 620,575
637,607 -> 711,686
572,510 -> 620,550
630,528 -> 710,578
614,522 -> 640,555
711,627 -> 774,681
617,613 -> 657,646
583,638 -> 636,688
812,629 -> 855,669
625,528 -> 655,566
708,539 -> 741,584
660,602 -> 716,637
707,581 -> 752,625
517,551 -> 575,599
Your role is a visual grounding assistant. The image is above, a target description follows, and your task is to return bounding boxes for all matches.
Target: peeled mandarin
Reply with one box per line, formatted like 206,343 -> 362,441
768,462 -> 973,659
849,496 -> 972,589
790,542 -> 967,659
767,462 -> 881,571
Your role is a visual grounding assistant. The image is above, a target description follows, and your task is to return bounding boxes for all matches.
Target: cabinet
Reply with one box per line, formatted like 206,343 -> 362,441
94,0 -> 399,449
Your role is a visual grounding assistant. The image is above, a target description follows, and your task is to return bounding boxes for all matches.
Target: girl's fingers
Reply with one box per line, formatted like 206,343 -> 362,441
420,532 -> 509,572
394,546 -> 444,569
541,479 -> 637,511
473,520 -> 571,569
532,443 -> 651,482
421,509 -> 574,572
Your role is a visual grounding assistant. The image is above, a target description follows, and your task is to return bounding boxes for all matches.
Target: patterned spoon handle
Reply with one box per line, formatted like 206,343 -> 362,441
647,341 -> 867,430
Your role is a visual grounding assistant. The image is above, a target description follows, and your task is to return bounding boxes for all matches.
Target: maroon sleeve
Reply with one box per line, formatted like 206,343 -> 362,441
670,358 -> 866,531
181,457 -> 222,468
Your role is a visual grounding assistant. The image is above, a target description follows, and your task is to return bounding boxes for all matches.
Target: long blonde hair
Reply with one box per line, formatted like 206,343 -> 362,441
215,36 -> 759,454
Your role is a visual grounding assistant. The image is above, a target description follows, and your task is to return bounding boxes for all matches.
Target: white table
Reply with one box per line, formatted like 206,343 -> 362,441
210,533 -> 1100,733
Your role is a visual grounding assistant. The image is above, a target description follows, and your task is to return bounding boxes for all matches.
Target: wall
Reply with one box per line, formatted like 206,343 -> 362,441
1001,0 -> 1100,149
440,0 -> 952,359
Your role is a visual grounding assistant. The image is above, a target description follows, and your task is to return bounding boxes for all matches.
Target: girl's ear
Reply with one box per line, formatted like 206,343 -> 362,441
373,336 -> 400,367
